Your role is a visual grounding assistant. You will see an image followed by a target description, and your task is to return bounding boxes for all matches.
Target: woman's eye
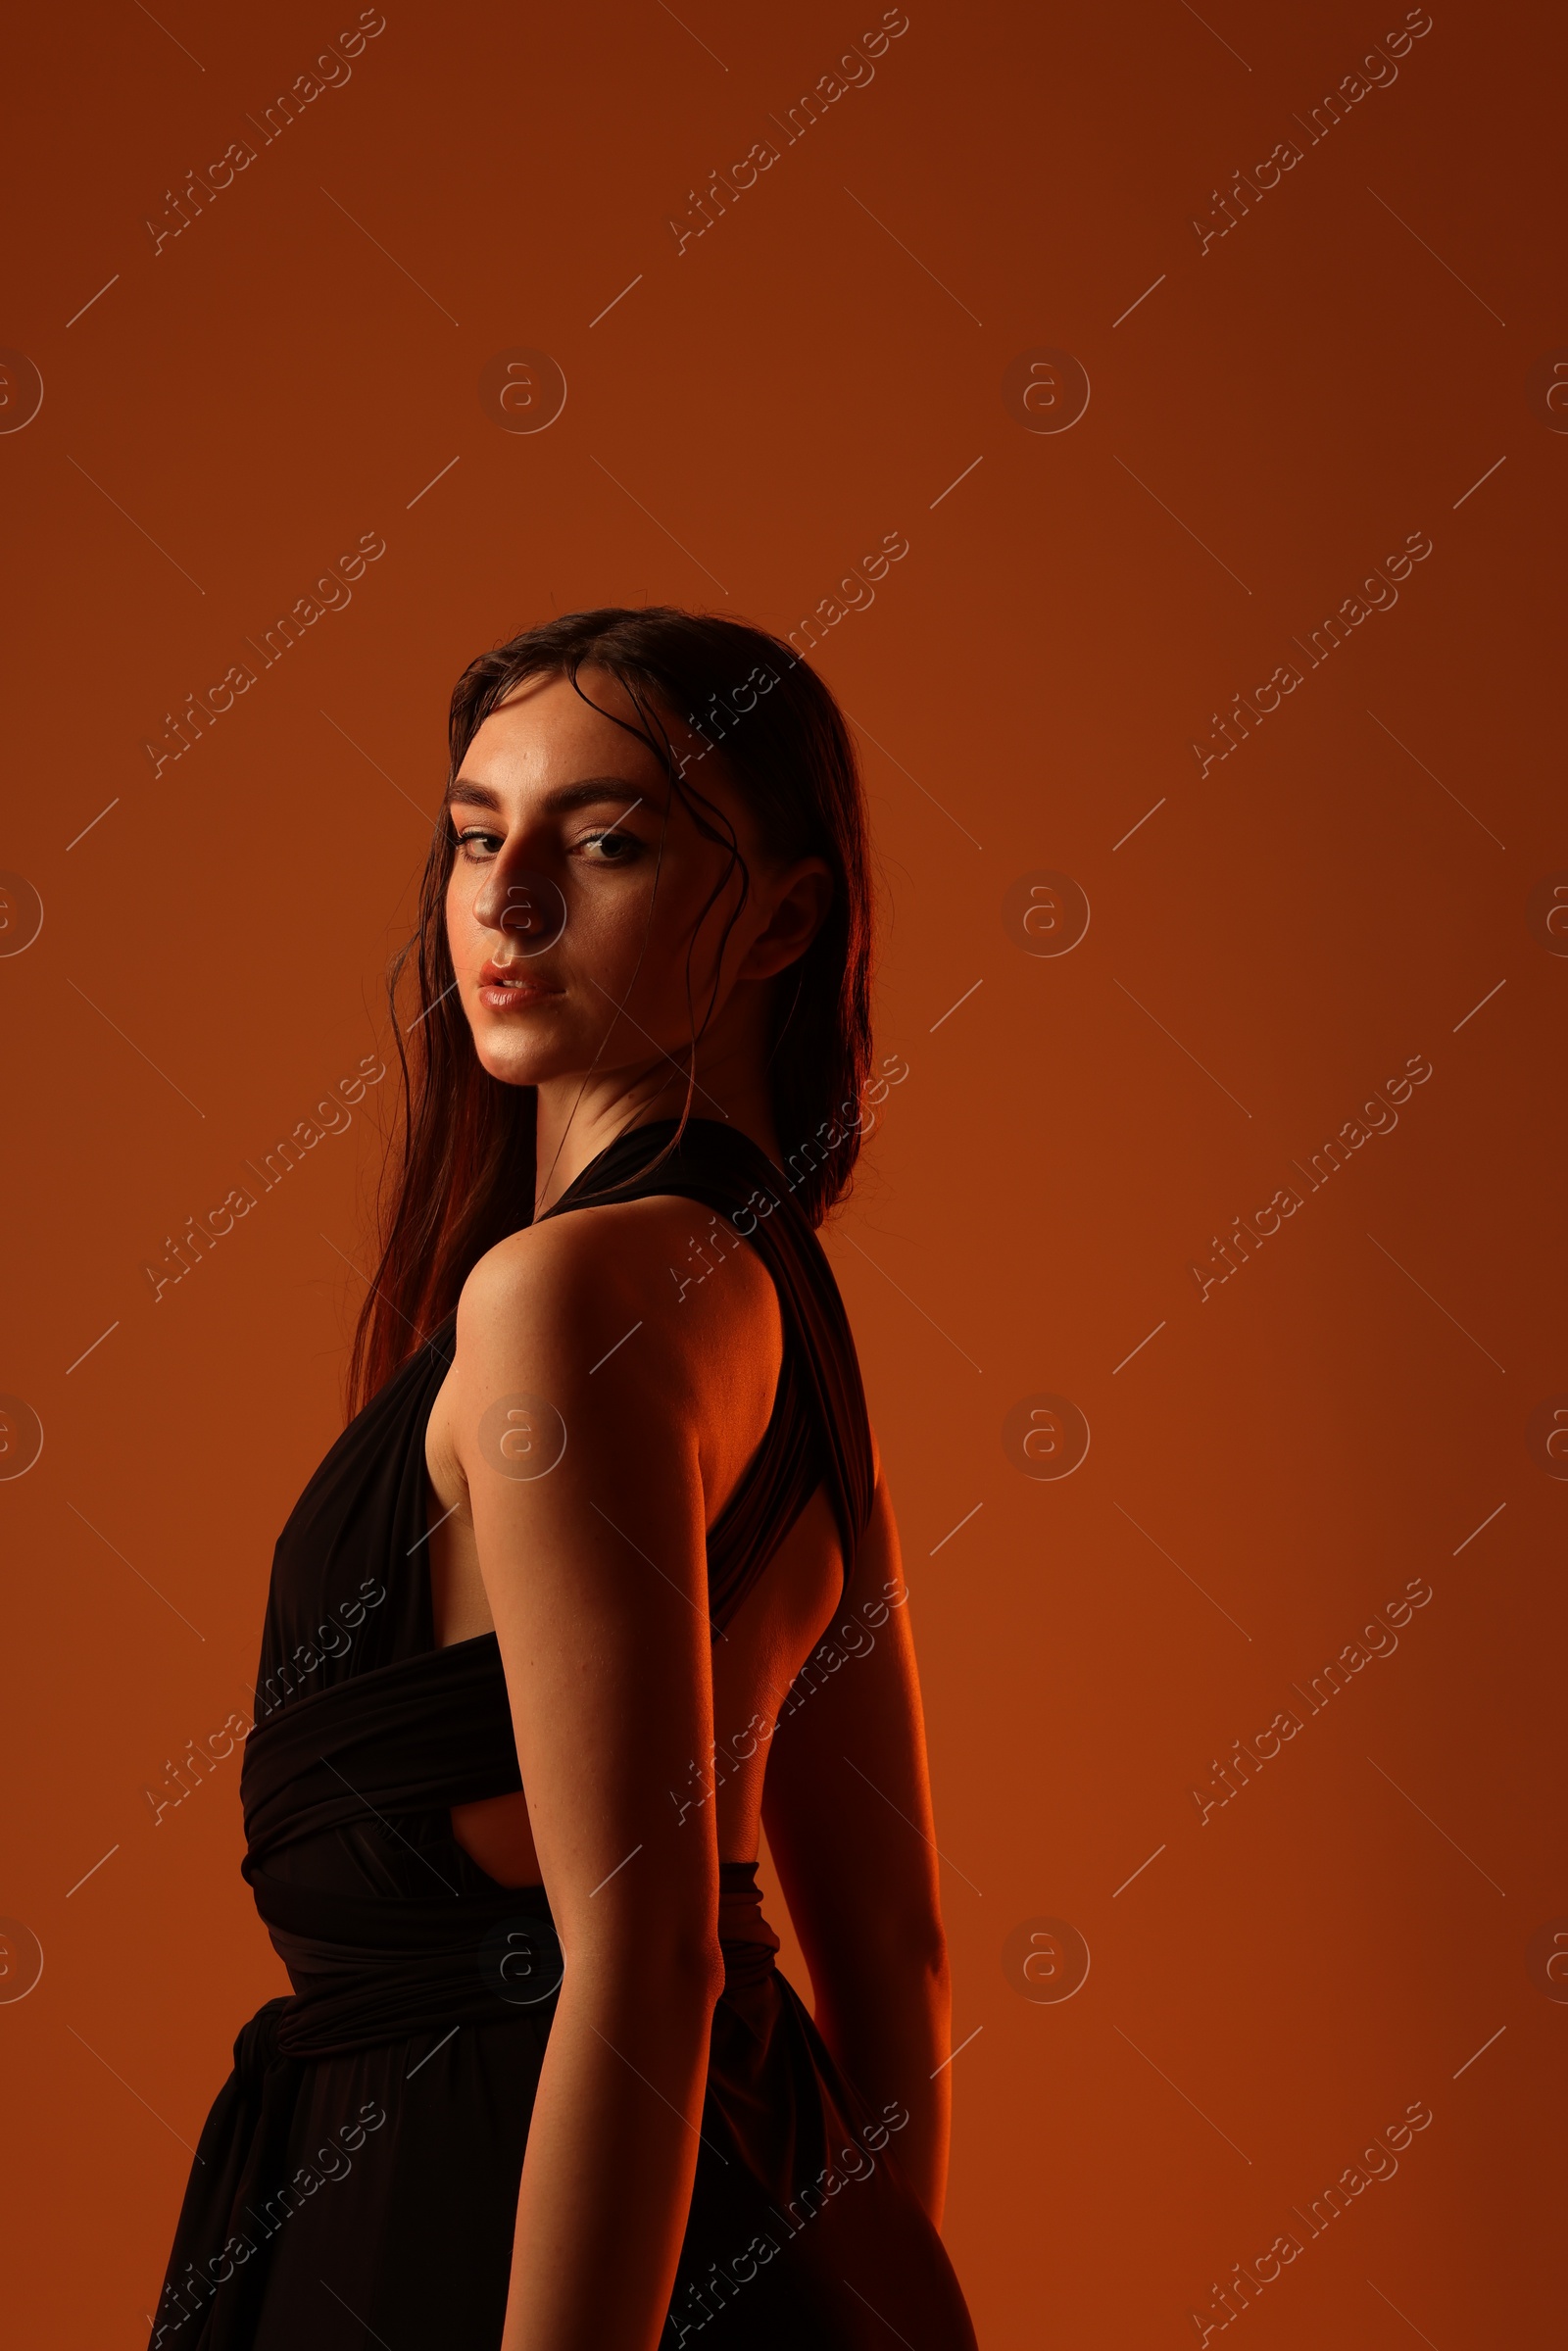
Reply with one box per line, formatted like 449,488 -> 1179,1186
455,827 -> 503,860
580,830 -> 642,863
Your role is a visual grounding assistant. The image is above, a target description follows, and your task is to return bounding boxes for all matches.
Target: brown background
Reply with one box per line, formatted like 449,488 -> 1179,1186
1,0 -> 1562,2341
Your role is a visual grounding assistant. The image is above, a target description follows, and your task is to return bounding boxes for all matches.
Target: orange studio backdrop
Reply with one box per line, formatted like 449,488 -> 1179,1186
1,0 -> 1563,2343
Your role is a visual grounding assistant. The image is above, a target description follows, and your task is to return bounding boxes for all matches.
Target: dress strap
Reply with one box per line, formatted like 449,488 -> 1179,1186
538,1116 -> 874,1635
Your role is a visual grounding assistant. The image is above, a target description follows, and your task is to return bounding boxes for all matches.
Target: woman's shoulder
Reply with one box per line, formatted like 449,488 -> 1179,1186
455,1191 -> 782,1386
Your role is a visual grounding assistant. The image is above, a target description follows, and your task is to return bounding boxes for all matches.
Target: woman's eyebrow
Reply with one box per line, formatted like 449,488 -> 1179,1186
446,774 -> 651,814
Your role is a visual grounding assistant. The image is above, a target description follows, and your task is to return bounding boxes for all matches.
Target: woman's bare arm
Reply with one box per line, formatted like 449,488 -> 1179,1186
761,1465 -> 955,2226
452,1212 -> 727,2351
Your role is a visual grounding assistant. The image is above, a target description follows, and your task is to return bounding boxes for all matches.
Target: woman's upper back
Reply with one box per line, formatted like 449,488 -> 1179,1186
252,1119 -> 876,1821
525,1114 -> 877,1614
427,1117 -> 877,1880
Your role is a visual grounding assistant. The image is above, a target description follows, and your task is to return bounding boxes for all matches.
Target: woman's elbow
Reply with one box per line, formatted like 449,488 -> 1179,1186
886,1908 -> 949,1979
669,1930 -> 727,2009
834,1912 -> 949,1998
567,1924 -> 726,2011
917,1925 -> 951,2001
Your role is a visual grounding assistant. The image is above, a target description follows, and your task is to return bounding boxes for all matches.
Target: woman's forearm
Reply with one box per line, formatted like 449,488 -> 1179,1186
812,1942 -> 953,2227
502,1949 -> 723,2351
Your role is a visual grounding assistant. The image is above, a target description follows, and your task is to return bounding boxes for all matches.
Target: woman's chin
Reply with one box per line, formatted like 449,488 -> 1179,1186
471,1039 -> 556,1089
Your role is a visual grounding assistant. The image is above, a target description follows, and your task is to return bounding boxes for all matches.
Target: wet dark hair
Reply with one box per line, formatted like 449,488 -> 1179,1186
347,606 -> 874,1413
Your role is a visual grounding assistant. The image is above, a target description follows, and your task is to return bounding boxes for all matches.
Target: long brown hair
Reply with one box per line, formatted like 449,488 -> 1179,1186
347,606 -> 874,1416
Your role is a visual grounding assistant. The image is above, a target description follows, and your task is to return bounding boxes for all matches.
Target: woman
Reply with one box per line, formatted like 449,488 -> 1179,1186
149,608 -> 978,2350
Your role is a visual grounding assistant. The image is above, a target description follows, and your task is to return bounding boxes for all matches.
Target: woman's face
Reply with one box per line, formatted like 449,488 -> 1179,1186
443,666 -> 827,1096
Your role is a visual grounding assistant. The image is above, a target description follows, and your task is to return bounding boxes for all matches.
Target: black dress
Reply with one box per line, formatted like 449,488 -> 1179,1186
147,1116 -> 978,2351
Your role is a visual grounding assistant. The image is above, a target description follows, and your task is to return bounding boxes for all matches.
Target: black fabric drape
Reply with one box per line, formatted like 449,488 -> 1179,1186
147,1118 -> 975,2350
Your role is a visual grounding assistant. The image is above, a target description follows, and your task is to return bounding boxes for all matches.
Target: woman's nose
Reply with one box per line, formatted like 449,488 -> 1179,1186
471,862 -> 568,955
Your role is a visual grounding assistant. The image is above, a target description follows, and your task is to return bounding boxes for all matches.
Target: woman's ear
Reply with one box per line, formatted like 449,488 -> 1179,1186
738,858 -> 833,981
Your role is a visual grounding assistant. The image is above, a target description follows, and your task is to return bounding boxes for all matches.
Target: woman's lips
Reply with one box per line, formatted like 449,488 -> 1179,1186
476,964 -> 562,1012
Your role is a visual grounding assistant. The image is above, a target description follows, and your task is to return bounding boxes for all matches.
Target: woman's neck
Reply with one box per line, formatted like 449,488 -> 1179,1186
531,1067 -> 784,1215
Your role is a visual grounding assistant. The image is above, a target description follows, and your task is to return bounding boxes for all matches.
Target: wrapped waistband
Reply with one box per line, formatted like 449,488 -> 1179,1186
248,1862 -> 780,2059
